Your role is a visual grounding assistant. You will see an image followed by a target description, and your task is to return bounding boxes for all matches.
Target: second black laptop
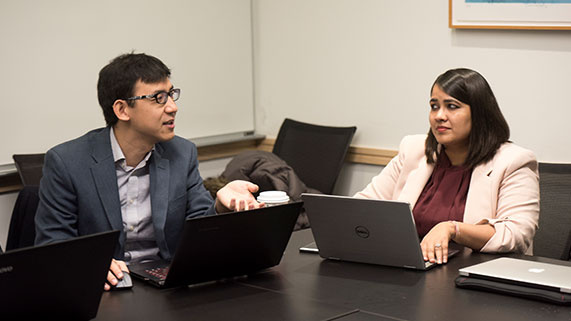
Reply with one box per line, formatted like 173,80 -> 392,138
0,230 -> 119,320
129,201 -> 303,288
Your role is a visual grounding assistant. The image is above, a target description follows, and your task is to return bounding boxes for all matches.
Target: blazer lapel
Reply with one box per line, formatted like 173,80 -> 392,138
90,128 -> 123,232
150,146 -> 170,257
398,158 -> 434,209
464,162 -> 494,224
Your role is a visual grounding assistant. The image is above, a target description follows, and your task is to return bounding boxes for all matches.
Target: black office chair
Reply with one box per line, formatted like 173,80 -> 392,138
6,186 -> 40,251
13,153 -> 46,186
272,118 -> 356,194
533,163 -> 571,260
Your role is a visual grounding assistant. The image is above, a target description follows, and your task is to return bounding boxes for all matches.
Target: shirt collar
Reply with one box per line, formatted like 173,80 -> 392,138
109,127 -> 154,170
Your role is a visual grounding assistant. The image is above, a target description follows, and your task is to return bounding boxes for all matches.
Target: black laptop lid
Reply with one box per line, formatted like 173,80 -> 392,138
0,230 -> 119,320
163,201 -> 303,287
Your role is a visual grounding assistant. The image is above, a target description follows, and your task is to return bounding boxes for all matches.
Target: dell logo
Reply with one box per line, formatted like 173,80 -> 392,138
0,266 -> 14,274
528,268 -> 545,274
355,226 -> 370,238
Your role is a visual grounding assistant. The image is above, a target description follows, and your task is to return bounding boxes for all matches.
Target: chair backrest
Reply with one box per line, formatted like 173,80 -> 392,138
534,162 -> 571,260
12,153 -> 45,186
272,118 -> 356,194
6,185 -> 40,251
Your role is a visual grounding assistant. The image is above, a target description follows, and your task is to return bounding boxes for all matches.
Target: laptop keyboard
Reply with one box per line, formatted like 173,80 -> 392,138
144,267 -> 170,281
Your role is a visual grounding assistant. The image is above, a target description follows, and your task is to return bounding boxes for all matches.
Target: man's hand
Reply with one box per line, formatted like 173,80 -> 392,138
104,259 -> 129,291
215,180 -> 264,213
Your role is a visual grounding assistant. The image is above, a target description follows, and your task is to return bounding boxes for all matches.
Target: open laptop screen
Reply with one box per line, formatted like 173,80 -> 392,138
130,202 -> 303,288
0,230 -> 119,319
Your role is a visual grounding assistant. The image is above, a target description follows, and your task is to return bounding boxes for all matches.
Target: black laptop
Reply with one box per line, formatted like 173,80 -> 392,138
129,201 -> 303,288
0,230 -> 119,320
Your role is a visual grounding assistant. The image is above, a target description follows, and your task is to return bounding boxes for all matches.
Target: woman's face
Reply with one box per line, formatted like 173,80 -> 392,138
429,84 -> 472,151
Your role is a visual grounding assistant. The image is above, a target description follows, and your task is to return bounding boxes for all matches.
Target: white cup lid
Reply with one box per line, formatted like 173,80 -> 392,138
257,191 -> 290,203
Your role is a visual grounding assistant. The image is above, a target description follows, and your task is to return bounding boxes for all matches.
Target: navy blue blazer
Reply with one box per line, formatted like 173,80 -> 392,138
35,127 -> 216,260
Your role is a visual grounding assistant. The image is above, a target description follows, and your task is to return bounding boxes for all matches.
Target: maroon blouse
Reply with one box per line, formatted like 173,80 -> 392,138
412,152 -> 472,238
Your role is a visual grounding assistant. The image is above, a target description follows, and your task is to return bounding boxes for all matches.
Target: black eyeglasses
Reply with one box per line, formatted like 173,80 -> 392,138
126,88 -> 180,105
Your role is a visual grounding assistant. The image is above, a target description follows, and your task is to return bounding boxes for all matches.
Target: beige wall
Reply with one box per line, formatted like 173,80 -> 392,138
252,0 -> 571,162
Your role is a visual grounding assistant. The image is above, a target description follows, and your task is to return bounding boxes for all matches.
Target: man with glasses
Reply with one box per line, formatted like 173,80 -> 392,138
35,53 -> 263,290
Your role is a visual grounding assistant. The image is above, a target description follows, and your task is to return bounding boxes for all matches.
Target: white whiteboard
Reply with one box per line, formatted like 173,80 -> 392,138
0,0 -> 254,164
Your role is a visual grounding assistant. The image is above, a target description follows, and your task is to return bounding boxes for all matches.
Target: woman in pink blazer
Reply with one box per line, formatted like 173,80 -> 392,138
355,69 -> 539,264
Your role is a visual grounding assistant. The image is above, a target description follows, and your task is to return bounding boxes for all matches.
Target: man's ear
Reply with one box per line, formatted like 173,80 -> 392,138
113,100 -> 131,122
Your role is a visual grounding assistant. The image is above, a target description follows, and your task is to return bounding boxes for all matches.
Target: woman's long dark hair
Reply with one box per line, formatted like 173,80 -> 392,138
425,69 -> 510,168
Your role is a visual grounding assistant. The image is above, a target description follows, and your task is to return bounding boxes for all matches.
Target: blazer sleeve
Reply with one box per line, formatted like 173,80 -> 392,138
35,148 -> 80,245
353,155 -> 401,200
353,135 -> 420,200
476,147 -> 539,254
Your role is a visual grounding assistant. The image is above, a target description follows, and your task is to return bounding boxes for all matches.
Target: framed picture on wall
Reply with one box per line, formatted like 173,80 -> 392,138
449,0 -> 571,30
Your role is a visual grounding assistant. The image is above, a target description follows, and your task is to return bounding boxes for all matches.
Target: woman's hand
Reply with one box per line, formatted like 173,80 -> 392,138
420,221 -> 456,264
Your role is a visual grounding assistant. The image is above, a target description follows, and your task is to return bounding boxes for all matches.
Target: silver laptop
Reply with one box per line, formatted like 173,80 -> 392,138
300,193 -> 459,270
459,257 -> 571,294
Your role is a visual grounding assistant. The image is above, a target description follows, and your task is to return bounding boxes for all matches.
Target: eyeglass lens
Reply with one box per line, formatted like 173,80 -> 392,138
156,89 -> 180,104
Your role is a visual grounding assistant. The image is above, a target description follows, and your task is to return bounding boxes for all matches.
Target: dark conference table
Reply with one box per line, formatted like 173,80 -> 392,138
95,229 -> 571,321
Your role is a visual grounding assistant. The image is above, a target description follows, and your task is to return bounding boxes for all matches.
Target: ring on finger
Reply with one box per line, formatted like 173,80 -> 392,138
434,243 -> 442,248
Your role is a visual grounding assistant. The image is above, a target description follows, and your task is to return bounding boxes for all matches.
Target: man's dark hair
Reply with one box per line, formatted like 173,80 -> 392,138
425,68 -> 510,168
97,53 -> 171,126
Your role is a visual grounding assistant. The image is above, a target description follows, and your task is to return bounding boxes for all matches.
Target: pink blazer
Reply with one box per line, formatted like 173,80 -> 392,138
355,135 -> 539,254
